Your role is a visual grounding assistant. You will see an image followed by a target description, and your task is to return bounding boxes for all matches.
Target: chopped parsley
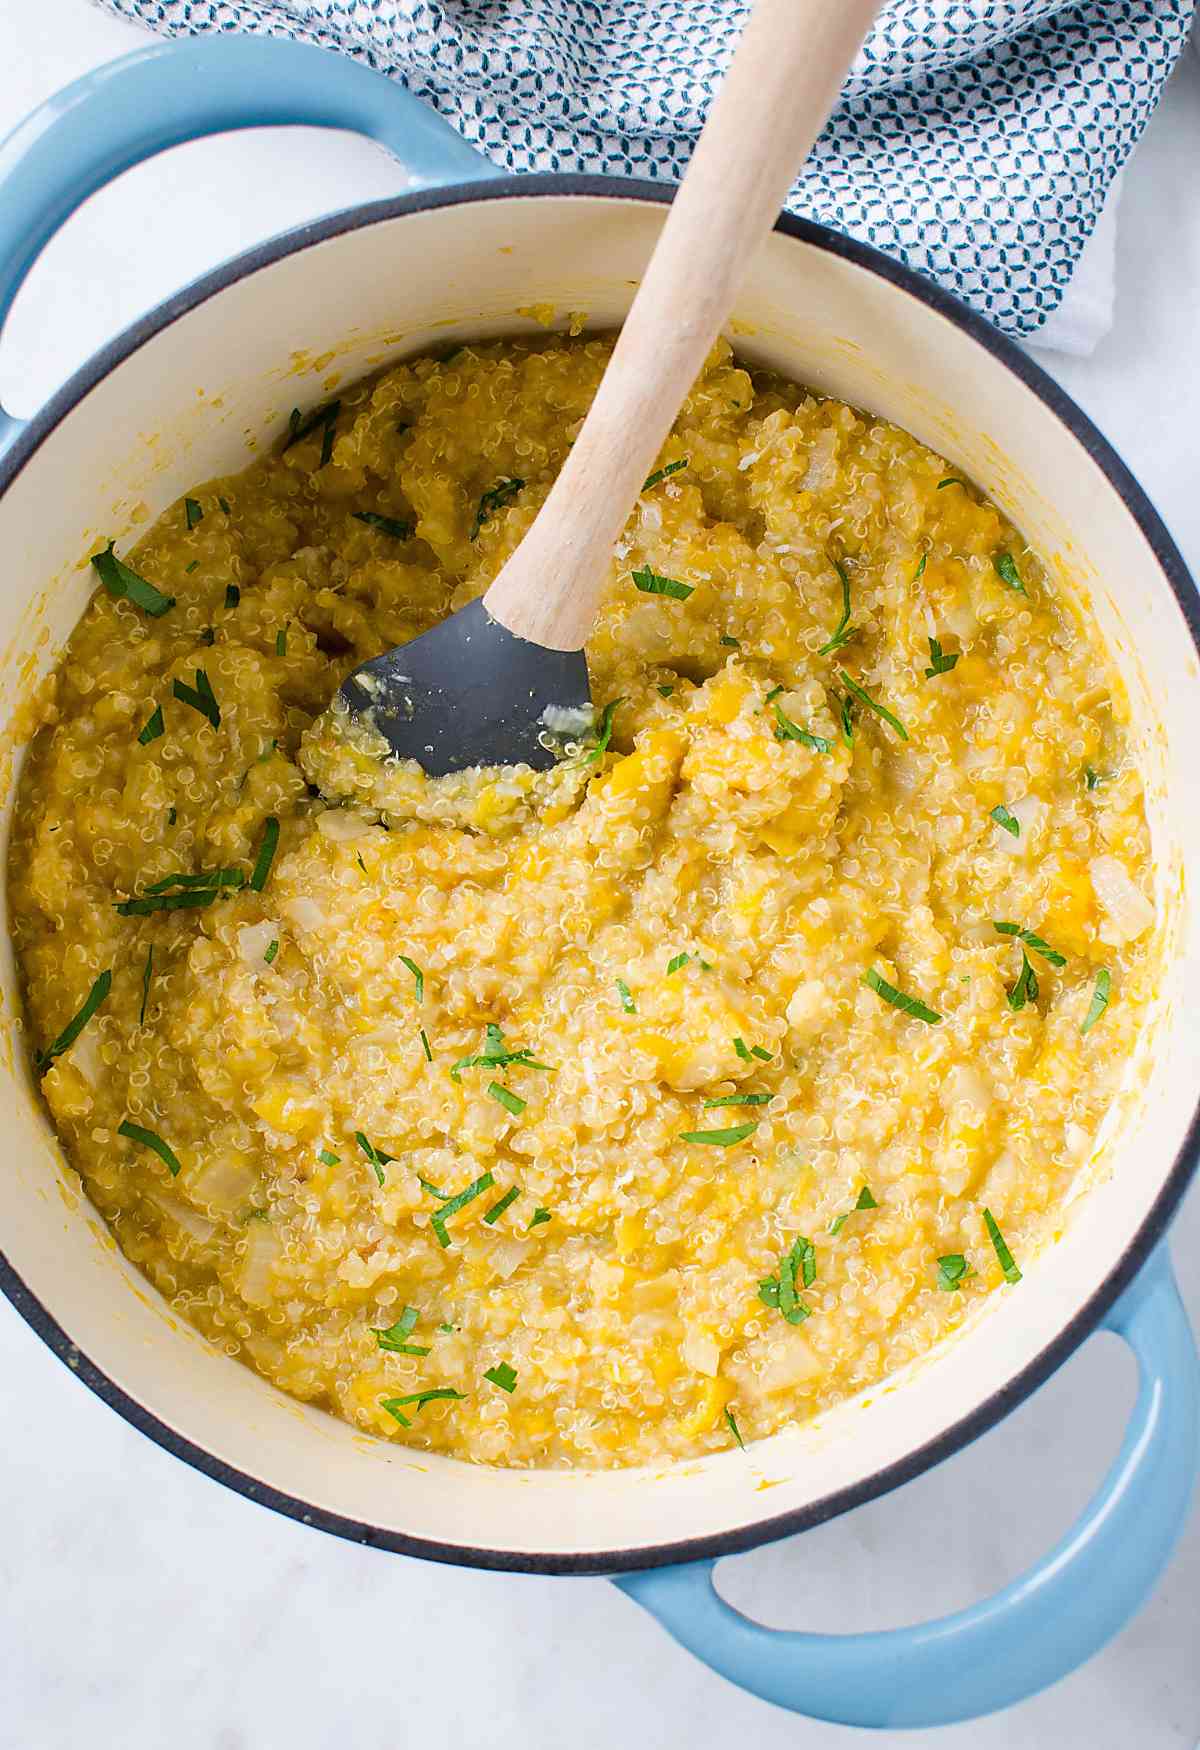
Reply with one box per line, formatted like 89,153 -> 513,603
863,967 -> 942,1024
1081,967 -> 1111,1035
529,1208 -> 552,1229
224,584 -> 240,610
667,952 -> 691,976
839,670 -> 908,741
353,511 -> 412,539
993,552 -> 1027,595
1007,944 -> 1039,1011
982,1208 -> 1022,1284
937,477 -> 967,491
354,1130 -> 395,1187
724,1407 -> 745,1450
488,1082 -> 526,1117
585,697 -> 625,765
450,1023 -> 553,1082
184,497 -> 203,530
643,458 -> 689,490
732,1037 -> 772,1062
249,816 -> 280,891
264,939 -> 279,965
373,1308 -> 429,1356
91,542 -> 175,617
990,802 -> 1020,837
34,968 -> 112,1072
765,685 -> 784,703
317,1148 -> 340,1166
430,1171 -> 495,1247
398,954 -> 424,1004
680,1122 -> 758,1147
483,1185 -> 520,1225
139,948 -> 154,1026
817,556 -> 856,655
615,978 -> 637,1014
283,399 -> 340,453
484,1361 -> 518,1393
171,667 -> 220,731
118,1119 -> 182,1177
924,637 -> 959,678
936,1253 -> 973,1292
470,476 -> 525,540
419,1028 -> 433,1062
772,701 -> 831,752
275,629 -> 287,657
758,1237 -> 815,1324
703,1092 -> 772,1108
137,705 -> 165,745
993,922 -> 1066,967
829,1185 -> 879,1235
912,553 -> 928,583
657,684 -> 676,698
631,564 -> 693,601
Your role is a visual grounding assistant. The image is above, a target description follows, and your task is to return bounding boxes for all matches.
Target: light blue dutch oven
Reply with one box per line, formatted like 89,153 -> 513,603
0,36 -> 1196,1731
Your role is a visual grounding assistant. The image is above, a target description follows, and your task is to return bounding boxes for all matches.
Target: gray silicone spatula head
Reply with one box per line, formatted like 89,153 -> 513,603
338,598 -> 592,775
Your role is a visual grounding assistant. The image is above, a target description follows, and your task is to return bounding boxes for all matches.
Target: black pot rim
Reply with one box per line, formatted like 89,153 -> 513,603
1,173 -> 1197,1578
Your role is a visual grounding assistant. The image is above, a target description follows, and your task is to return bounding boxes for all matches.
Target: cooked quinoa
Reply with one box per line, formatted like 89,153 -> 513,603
9,335 -> 1159,1468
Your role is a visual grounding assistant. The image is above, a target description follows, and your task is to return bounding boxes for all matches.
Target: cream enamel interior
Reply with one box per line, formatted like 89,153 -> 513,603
0,192 -> 1196,1564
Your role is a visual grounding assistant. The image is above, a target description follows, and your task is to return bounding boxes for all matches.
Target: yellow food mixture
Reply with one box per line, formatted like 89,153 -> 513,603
9,336 -> 1159,1468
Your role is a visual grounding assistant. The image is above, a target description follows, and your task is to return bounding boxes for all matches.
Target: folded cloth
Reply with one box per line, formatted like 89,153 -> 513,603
93,0 -> 1195,351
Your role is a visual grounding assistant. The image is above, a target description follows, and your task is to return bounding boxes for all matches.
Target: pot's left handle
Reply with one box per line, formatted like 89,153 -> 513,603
617,1243 -> 1198,1728
0,34 -> 499,452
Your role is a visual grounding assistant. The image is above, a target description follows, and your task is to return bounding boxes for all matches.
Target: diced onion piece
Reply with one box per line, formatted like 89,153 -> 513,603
238,1221 -> 280,1306
316,808 -> 371,843
757,1328 -> 821,1392
682,1328 -> 721,1377
1089,854 -> 1154,945
282,895 -> 326,933
237,921 -> 278,965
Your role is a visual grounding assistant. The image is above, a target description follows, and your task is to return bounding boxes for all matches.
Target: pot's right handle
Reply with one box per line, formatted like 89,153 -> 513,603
0,34 -> 499,450
617,1243 -> 1198,1729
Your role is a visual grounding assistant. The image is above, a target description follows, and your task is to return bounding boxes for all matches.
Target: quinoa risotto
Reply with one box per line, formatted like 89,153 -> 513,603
8,335 -> 1159,1469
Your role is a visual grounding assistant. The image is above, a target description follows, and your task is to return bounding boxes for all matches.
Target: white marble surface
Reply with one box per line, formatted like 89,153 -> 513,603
1,5 -> 1198,1745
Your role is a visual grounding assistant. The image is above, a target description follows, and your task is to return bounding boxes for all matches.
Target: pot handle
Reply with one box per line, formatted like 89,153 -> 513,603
0,34 -> 498,448
616,1243 -> 1198,1728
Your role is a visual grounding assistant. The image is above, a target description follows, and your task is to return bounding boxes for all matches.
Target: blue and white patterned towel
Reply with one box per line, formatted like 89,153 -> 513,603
94,0 -> 1195,348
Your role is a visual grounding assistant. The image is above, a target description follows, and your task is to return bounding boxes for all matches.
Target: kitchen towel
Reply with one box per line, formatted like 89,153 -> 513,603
92,0 -> 1196,353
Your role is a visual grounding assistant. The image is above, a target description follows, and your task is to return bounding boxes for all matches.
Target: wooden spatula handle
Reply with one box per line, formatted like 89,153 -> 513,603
483,0 -> 882,652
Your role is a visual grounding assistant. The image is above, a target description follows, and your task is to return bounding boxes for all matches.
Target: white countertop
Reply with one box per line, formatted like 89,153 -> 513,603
1,5 -> 1198,1746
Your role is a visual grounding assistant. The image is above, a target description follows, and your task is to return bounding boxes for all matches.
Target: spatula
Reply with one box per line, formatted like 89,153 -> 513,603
339,0 -> 882,775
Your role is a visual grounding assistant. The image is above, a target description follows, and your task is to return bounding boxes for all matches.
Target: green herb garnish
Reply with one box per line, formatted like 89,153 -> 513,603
450,1023 -> 552,1082
937,477 -> 967,491
817,556 -> 856,655
1084,765 -> 1109,792
184,497 -> 203,530
529,1208 -> 552,1229
139,948 -> 153,1025
772,702 -> 831,752
373,1308 -> 429,1356
138,705 -> 165,745
643,458 -> 689,490
724,1407 -> 746,1449
283,399 -> 340,453
430,1171 -> 495,1247
115,865 -> 243,916
483,1185 -> 520,1225
863,967 -> 941,1024
353,511 -> 412,539
829,1185 -> 879,1235
263,939 -> 279,965
924,637 -> 959,678
34,968 -> 112,1072
936,1253 -> 974,1291
758,1237 -> 815,1324
680,1122 -> 758,1147
318,1148 -> 340,1166
732,1037 -> 772,1063
249,816 -> 280,892
982,1208 -> 1022,1283
993,552 -> 1027,595
470,477 -> 525,540
631,564 -> 694,601
380,1387 -> 467,1427
615,979 -> 636,1014
585,697 -> 625,765
354,1130 -> 395,1187
172,667 -> 220,731
224,584 -> 240,610
703,1092 -> 772,1108
398,954 -> 424,1004
419,1028 -> 433,1062
838,693 -> 855,748
993,922 -> 1066,967
485,1362 -> 518,1393
720,634 -> 741,649
488,1082 -> 526,1117
657,684 -> 676,698
275,629 -> 287,657
990,802 -> 1020,837
912,553 -> 928,583
667,952 -> 690,976
118,1119 -> 182,1177
218,497 -> 231,515
839,670 -> 908,741
92,542 -> 175,617
1081,967 -> 1111,1035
